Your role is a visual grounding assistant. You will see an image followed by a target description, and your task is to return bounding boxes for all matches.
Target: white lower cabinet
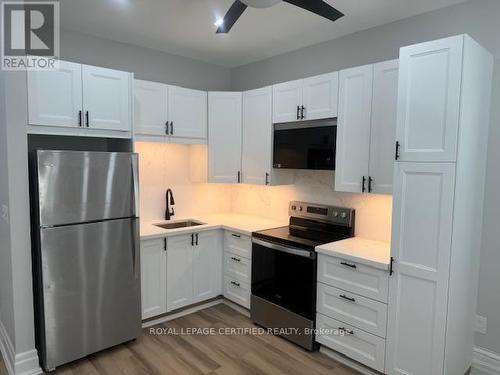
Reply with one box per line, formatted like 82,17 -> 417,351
193,231 -> 223,303
140,238 -> 167,320
316,313 -> 386,373
166,234 -> 194,311
223,230 -> 252,309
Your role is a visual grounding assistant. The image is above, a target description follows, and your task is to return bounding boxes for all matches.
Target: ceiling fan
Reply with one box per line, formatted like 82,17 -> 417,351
216,0 -> 344,33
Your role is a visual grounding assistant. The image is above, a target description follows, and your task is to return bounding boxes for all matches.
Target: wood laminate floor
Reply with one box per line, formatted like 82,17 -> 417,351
3,304 -> 361,375
0,352 -> 7,375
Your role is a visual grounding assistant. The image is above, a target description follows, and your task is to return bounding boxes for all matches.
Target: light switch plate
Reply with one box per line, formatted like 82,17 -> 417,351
476,314 -> 487,334
1,204 -> 8,222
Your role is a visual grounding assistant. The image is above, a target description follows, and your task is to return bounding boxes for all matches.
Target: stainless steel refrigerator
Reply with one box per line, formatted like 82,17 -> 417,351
30,150 -> 141,372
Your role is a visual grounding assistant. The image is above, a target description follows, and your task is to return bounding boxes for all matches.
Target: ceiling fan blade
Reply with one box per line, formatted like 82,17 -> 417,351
216,0 -> 248,33
283,0 -> 344,22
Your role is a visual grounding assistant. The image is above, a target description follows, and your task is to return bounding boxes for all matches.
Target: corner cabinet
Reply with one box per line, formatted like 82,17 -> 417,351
28,61 -> 132,136
335,59 -> 399,194
208,92 -> 242,183
272,72 -> 338,123
134,79 -> 207,143
386,35 -> 494,375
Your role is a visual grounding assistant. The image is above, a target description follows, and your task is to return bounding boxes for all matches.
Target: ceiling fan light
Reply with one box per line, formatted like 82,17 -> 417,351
214,18 -> 224,27
240,0 -> 282,9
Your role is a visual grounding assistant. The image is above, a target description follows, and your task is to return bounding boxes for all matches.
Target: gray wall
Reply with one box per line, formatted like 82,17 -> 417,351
60,29 -> 231,91
231,0 -> 500,355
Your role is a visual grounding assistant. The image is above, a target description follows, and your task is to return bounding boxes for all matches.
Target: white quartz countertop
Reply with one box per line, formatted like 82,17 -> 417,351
316,237 -> 391,271
140,213 -> 287,239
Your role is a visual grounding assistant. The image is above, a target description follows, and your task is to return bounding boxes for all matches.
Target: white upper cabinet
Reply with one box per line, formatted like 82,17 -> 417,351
335,64 -> 373,193
82,65 -> 131,132
134,79 -> 168,136
396,35 -> 463,162
386,162 -> 455,375
28,61 -> 83,128
272,79 -> 303,123
369,59 -> 399,194
140,238 -> 167,320
302,72 -> 339,121
168,86 -> 207,139
208,92 -> 242,183
193,231 -> 222,303
166,234 -> 194,311
242,87 -> 273,185
273,73 -> 339,123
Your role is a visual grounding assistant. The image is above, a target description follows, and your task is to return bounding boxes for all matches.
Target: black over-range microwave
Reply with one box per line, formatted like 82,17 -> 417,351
273,118 -> 337,170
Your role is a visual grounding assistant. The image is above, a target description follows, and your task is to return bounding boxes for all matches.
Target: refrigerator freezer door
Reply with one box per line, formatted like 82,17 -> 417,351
36,150 -> 139,226
38,218 -> 141,370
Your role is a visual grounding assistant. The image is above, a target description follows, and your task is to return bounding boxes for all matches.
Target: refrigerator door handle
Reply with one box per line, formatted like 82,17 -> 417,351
132,219 -> 140,279
131,155 -> 140,216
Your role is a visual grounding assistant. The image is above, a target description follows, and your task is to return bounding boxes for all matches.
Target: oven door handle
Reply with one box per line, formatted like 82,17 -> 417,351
252,238 -> 316,259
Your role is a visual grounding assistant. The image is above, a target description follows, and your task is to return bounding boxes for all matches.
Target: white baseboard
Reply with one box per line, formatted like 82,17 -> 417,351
471,347 -> 500,375
0,319 -> 41,375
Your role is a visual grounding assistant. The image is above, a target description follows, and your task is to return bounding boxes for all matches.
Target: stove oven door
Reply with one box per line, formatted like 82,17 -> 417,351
251,238 -> 317,320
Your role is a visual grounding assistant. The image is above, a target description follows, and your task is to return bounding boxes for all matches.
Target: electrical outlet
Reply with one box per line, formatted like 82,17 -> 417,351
1,204 -> 8,222
476,315 -> 487,334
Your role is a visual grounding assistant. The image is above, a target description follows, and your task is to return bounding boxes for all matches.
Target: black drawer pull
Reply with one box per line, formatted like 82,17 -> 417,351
231,233 -> 241,238
340,261 -> 357,269
339,327 -> 354,335
230,281 -> 240,287
231,257 -> 241,262
340,294 -> 356,303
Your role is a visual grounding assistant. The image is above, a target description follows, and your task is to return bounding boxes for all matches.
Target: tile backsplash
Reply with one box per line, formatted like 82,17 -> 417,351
135,143 -> 392,242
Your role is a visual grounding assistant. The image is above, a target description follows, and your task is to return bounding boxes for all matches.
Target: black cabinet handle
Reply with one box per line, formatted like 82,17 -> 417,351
195,233 -> 199,246
265,172 -> 269,185
78,110 -> 82,127
230,281 -> 240,287
170,121 -> 174,135
85,111 -> 89,127
165,121 -> 169,135
340,294 -> 356,303
301,105 -> 305,119
163,238 -> 167,251
231,233 -> 241,238
362,176 -> 366,193
339,327 -> 354,335
191,233 -> 194,246
340,261 -> 357,269
296,105 -> 300,120
237,171 -> 241,183
231,257 -> 241,262
390,257 -> 395,276
395,141 -> 400,160
368,176 -> 373,193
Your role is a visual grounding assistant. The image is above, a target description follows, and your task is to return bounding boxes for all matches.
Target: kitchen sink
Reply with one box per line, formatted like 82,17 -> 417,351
154,220 -> 204,230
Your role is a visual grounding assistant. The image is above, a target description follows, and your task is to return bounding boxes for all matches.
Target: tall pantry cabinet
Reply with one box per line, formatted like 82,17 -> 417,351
386,35 -> 494,375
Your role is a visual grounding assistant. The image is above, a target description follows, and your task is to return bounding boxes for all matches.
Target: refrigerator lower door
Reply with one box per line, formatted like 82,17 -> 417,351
38,218 -> 141,371
36,150 -> 139,226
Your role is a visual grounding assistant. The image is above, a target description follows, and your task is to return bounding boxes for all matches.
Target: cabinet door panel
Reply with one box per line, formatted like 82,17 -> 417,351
166,234 -> 193,311
193,231 -> 222,302
208,92 -> 242,183
396,36 -> 463,162
303,72 -> 339,120
140,239 -> 167,319
169,86 -> 207,139
28,61 -> 82,127
272,80 -> 303,123
369,60 -> 399,194
242,87 -> 272,185
134,79 -> 168,136
386,162 -> 455,375
82,65 -> 131,132
335,65 -> 373,193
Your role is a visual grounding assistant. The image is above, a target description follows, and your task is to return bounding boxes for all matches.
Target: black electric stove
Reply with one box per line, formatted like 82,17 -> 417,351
250,201 -> 355,351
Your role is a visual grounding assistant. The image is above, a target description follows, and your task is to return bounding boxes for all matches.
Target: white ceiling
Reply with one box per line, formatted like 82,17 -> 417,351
60,0 -> 468,68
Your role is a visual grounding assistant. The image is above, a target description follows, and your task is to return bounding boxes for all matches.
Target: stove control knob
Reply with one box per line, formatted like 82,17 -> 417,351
291,205 -> 297,211
333,211 -> 339,217
298,206 -> 303,211
340,212 -> 347,219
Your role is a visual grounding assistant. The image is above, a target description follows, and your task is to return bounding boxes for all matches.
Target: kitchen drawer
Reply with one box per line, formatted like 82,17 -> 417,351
317,283 -> 387,338
316,313 -> 386,373
318,254 -> 389,303
223,276 -> 250,309
224,251 -> 251,284
224,231 -> 252,259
